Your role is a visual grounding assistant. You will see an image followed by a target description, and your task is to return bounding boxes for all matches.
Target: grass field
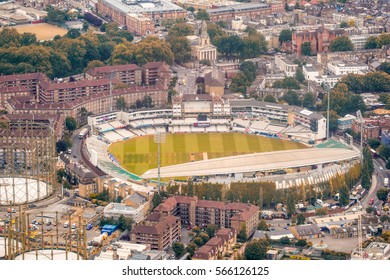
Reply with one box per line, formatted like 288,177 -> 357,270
108,132 -> 307,176
12,23 -> 68,40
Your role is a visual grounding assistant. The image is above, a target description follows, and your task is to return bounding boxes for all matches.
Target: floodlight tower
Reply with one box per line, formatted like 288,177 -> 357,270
154,132 -> 166,194
356,110 -> 363,163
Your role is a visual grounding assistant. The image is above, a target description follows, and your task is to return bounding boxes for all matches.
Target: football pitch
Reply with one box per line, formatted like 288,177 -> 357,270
108,132 -> 307,176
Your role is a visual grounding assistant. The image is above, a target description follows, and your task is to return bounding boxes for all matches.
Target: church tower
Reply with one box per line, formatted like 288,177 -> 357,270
200,20 -> 210,47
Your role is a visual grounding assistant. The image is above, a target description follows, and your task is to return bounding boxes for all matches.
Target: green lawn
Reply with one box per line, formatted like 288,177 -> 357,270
108,133 -> 307,176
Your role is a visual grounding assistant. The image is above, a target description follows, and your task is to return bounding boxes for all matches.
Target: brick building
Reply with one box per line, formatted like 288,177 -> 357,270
192,228 -> 237,260
153,196 -> 259,238
86,64 -> 143,86
97,0 -> 186,31
292,27 -> 345,55
131,212 -> 181,250
206,3 -> 283,22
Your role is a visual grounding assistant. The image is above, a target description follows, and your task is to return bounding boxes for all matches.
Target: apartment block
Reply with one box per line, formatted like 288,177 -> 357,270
153,196 -> 259,238
131,213 -> 181,251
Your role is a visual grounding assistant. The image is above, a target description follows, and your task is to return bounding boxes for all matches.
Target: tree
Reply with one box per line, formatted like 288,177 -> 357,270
361,169 -> 371,190
172,242 -> 185,258
111,42 -> 136,65
116,97 -> 126,111
168,23 -> 193,37
364,36 -> 377,49
85,60 -> 104,72
296,239 -> 307,247
57,168 -> 66,183
258,219 -> 269,230
195,10 -> 210,21
301,42 -> 312,56
264,95 -> 277,103
378,62 -> 390,75
215,35 -> 242,59
46,5 -> 70,24
193,237 -> 204,247
366,206 -> 375,214
281,90 -> 302,106
20,33 -> 37,46
82,21 -> 89,32
279,29 -> 292,43
339,22 -> 348,28
295,68 -> 305,83
377,188 -> 389,202
116,215 -> 132,231
339,185 -> 350,206
205,224 -> 219,238
273,77 -> 301,90
63,180 -> 72,190
329,36 -> 354,52
324,110 -> 339,133
237,224 -> 247,242
142,95 -> 153,108
186,243 -> 196,257
297,213 -> 305,225
315,207 -> 329,216
186,6 -> 195,13
376,33 -> 390,48
135,36 -> 174,65
56,140 -> 68,153
199,232 -> 210,244
240,61 -> 257,82
244,239 -> 268,260
65,117 -> 77,131
280,236 -> 291,245
240,31 -> 268,59
302,92 -> 316,110
168,36 -> 191,64
152,192 -> 162,209
66,29 -> 81,39
368,138 -> 381,150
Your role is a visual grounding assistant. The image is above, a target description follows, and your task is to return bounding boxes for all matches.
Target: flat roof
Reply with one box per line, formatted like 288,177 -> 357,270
141,148 -> 360,178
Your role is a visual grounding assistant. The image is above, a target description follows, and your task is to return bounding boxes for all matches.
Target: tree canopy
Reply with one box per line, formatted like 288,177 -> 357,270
279,29 -> 292,43
244,239 -> 269,260
329,36 -> 354,52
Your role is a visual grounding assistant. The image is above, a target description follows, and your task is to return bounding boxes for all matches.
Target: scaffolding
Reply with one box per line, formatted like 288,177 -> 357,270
0,120 -> 56,205
0,206 -> 88,260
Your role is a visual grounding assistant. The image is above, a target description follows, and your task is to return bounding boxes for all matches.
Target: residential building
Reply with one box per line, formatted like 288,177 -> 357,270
192,228 -> 237,260
86,64 -> 143,86
327,59 -> 369,76
337,114 -> 357,131
153,196 -> 259,237
206,3 -> 282,22
275,55 -> 299,77
103,194 -> 147,223
381,130 -> 390,147
130,213 -> 181,251
302,64 -> 319,81
352,119 -> 380,141
349,34 -> 379,50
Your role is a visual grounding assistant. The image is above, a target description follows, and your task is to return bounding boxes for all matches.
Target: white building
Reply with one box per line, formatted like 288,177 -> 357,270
337,114 -> 357,131
312,75 -> 341,89
302,64 -> 319,81
103,192 -> 149,223
349,34 -> 379,50
275,55 -> 299,77
327,60 -> 369,76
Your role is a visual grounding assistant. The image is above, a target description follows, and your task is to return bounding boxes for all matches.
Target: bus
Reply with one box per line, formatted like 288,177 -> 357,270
78,128 -> 88,139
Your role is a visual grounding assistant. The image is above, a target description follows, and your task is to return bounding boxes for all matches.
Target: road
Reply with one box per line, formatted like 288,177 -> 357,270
171,64 -> 208,95
361,157 -> 389,209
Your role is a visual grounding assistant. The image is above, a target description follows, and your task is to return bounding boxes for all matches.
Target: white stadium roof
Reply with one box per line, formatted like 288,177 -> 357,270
141,148 -> 360,178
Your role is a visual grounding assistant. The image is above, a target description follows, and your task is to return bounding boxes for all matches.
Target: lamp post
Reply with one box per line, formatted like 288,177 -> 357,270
154,132 -> 166,194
